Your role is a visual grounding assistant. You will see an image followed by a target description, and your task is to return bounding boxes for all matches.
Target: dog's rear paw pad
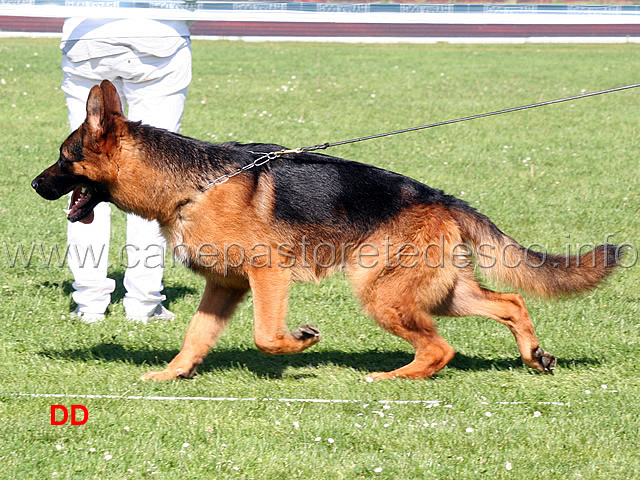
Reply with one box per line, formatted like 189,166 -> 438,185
292,324 -> 321,341
534,347 -> 557,374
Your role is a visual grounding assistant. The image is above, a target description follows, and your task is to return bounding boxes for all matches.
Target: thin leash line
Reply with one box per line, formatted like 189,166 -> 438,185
202,83 -> 640,191
305,82 -> 640,151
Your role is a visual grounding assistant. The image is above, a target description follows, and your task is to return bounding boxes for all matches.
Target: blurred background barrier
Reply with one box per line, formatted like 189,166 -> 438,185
2,1 -> 640,42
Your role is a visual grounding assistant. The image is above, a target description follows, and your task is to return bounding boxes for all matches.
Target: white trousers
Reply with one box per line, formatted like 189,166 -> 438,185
62,45 -> 191,316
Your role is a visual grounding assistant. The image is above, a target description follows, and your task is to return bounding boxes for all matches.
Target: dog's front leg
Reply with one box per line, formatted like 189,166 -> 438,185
141,280 -> 247,381
249,266 -> 321,355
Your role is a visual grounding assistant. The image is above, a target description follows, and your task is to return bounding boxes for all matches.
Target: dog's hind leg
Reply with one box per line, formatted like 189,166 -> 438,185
140,280 -> 247,381
349,256 -> 456,380
363,295 -> 455,380
434,276 -> 556,374
249,266 -> 321,355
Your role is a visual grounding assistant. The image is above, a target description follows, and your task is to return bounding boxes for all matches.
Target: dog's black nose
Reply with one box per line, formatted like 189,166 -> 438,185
31,177 -> 42,191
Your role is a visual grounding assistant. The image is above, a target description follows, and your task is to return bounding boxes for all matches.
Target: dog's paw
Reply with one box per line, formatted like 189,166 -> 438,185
532,347 -> 556,374
364,371 -> 394,381
292,324 -> 322,345
140,367 -> 194,382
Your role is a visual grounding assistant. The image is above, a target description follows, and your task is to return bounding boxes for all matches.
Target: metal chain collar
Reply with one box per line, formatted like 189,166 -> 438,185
201,148 -> 303,192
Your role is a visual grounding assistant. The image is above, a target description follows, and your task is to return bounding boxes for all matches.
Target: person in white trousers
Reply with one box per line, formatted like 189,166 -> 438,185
61,17 -> 192,323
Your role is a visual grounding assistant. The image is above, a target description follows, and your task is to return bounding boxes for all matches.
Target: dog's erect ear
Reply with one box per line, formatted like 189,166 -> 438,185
86,81 -> 124,136
86,84 -> 105,134
99,80 -> 124,117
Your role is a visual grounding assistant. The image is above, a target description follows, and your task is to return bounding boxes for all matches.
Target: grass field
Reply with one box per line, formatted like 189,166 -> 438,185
0,38 -> 639,479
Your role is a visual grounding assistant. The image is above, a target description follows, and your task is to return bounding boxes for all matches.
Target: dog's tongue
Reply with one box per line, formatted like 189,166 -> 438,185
80,210 -> 94,224
70,186 -> 94,224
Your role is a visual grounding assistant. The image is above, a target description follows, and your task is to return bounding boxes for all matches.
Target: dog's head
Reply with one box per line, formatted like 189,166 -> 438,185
31,80 -> 124,223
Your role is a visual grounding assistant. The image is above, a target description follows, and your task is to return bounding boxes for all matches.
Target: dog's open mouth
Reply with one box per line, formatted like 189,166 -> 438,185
66,185 -> 100,224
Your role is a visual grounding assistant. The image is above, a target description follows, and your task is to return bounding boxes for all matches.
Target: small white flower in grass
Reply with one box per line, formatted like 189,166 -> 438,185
506,462 -> 513,471
182,443 -> 190,448
314,437 -> 321,442
104,454 -> 113,461
533,411 -> 542,418
585,390 -> 591,394
327,438 -> 334,444
89,448 -> 96,453
485,412 -> 492,417
365,377 -> 374,383
374,467 -> 383,473
466,427 -> 474,433
124,426 -> 130,431
274,421 -> 281,426
601,384 -> 608,389
293,422 -> 300,430
55,445 -> 62,451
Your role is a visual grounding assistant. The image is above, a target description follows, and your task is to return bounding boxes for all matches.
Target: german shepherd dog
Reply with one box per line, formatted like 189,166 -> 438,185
32,80 -> 619,381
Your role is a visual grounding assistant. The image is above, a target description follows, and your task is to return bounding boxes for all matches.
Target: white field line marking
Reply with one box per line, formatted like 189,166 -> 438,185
9,393 -> 569,406
9,393 -> 439,405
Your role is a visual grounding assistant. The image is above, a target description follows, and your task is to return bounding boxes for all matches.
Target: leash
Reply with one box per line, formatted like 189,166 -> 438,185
202,82 -> 640,191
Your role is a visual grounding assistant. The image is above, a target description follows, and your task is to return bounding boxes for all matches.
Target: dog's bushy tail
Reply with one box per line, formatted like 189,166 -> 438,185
455,207 -> 619,297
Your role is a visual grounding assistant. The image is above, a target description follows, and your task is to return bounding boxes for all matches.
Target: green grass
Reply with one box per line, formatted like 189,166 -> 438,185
1,39 -> 639,479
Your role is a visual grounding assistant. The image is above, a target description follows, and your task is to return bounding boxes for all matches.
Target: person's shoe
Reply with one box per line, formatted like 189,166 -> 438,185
126,304 -> 175,324
70,307 -> 105,324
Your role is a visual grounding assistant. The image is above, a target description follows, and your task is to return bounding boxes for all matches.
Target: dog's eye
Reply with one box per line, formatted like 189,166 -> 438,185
58,156 -> 72,171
